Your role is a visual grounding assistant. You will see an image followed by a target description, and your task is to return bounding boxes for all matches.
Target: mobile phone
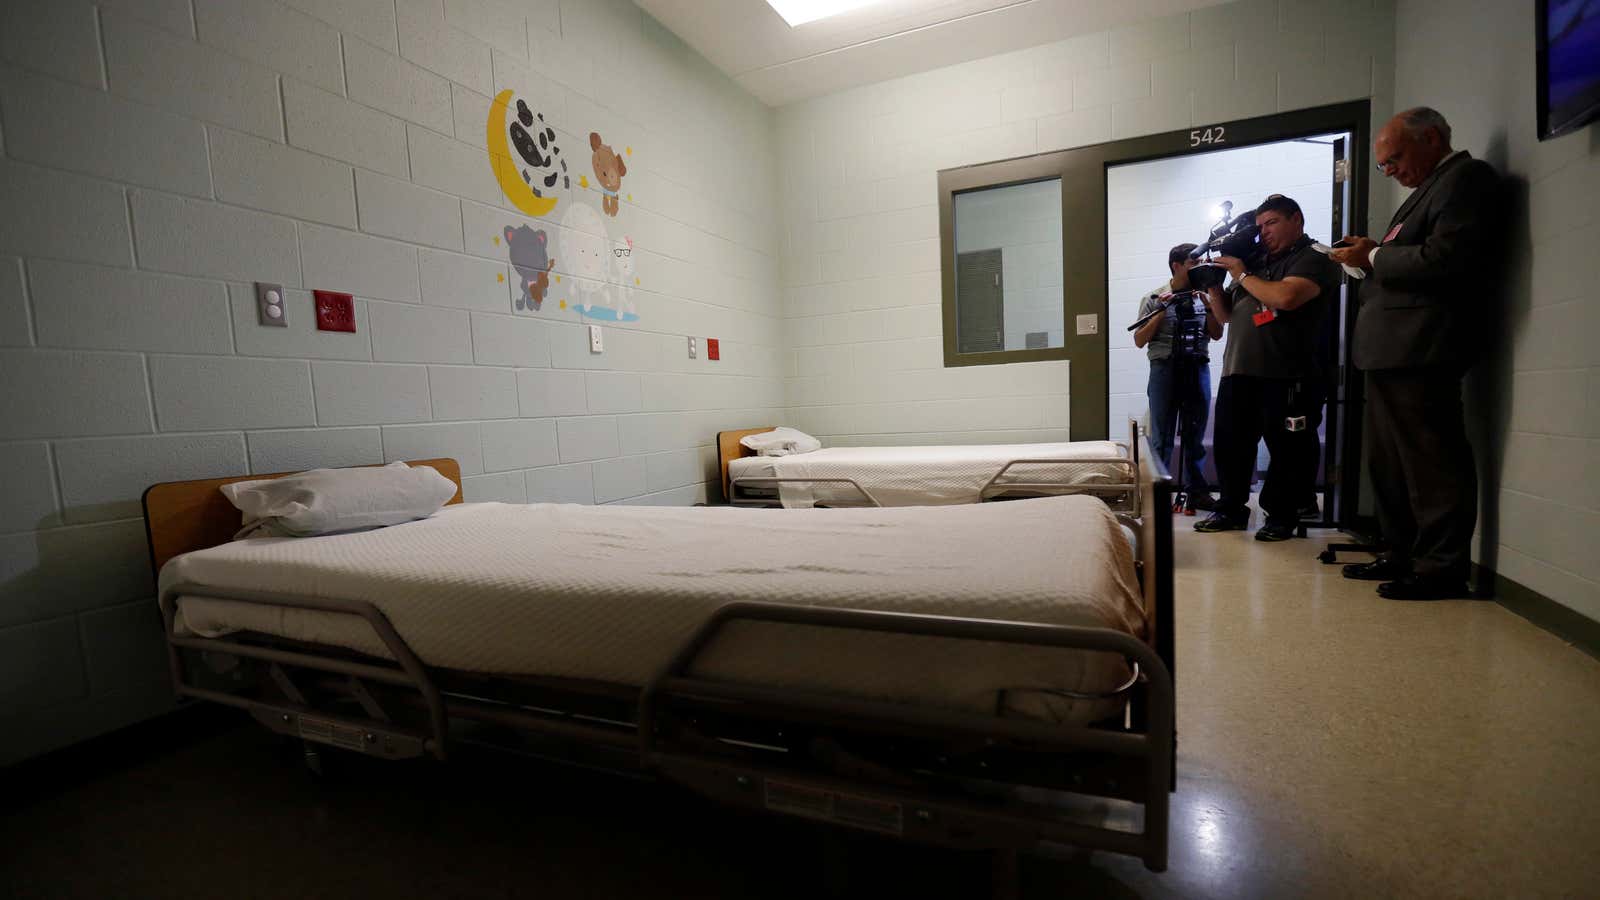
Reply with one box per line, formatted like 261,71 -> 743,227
1330,239 -> 1353,248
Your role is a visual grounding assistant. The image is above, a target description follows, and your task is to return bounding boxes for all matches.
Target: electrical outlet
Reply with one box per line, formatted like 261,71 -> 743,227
255,282 -> 287,327
687,336 -> 697,359
588,324 -> 603,353
1075,314 -> 1099,336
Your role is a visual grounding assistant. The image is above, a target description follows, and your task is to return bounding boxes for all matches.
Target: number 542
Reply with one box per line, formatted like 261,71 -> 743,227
1189,126 -> 1226,147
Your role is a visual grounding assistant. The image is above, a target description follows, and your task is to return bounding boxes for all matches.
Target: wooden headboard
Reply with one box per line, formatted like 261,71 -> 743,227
716,427 -> 776,502
140,458 -> 464,576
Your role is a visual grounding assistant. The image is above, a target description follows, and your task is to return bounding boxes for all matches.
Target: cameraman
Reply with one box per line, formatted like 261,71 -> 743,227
1194,194 -> 1340,541
1133,243 -> 1223,510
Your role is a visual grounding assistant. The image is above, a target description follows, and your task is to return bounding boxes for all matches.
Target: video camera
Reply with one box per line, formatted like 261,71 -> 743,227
1126,289 -> 1211,360
1186,201 -> 1263,290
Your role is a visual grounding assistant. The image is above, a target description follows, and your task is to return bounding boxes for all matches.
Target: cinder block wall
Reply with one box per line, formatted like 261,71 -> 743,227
0,0 -> 783,764
775,0 -> 1397,447
1393,0 -> 1600,620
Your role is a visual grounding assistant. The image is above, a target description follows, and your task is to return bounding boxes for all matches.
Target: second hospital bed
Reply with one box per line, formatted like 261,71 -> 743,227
143,438 -> 1176,871
718,423 -> 1138,509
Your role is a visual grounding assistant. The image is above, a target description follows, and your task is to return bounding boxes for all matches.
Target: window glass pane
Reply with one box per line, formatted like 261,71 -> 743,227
952,179 -> 1064,354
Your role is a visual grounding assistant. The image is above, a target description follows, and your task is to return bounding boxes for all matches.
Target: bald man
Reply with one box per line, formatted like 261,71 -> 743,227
1331,107 -> 1500,602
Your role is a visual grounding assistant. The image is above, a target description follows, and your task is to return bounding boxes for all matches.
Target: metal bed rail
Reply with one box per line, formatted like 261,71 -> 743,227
728,476 -> 882,507
638,601 -> 1173,871
158,583 -> 450,760
976,456 -> 1137,504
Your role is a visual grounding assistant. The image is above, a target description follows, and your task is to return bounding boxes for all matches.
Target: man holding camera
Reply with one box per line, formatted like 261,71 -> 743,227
1133,243 -> 1224,510
1195,194 -> 1340,541
1330,108 -> 1499,601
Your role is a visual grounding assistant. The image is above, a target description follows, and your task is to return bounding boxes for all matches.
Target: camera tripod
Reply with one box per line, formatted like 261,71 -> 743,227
1163,353 -> 1208,516
1130,291 -> 1212,515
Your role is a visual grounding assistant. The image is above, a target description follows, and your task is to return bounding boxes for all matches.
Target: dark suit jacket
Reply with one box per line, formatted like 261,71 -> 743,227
1352,152 -> 1501,371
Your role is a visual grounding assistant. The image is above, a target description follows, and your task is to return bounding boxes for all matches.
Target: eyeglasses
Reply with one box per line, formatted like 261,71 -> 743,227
1375,152 -> 1402,174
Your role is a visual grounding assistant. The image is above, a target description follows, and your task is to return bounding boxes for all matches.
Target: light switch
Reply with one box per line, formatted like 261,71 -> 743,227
255,282 -> 287,327
1075,314 -> 1099,336
588,324 -> 603,353
687,336 -> 697,359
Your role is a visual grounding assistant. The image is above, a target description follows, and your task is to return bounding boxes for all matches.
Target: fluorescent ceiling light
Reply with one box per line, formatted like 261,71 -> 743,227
765,0 -> 885,27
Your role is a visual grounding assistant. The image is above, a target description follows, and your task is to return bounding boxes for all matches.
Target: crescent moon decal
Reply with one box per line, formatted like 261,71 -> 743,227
487,89 -> 559,218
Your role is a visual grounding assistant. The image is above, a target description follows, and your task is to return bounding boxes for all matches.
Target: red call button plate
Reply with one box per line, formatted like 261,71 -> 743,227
314,290 -> 356,333
707,338 -> 720,360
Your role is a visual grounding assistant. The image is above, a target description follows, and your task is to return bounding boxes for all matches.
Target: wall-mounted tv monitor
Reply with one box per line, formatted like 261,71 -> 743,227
1538,0 -> 1600,140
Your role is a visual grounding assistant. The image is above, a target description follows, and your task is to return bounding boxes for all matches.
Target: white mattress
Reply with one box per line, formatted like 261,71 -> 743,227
728,441 -> 1131,508
162,498 -> 1146,723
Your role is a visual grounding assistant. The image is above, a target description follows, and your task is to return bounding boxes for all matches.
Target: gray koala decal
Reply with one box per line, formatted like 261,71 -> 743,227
504,225 -> 555,311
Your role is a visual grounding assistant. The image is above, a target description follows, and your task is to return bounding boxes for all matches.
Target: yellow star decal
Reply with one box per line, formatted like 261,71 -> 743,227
555,275 -> 561,283
496,272 -> 505,283
559,299 -> 567,310
578,175 -> 589,188
626,193 -> 632,202
492,235 -> 500,245
625,146 -> 632,155
634,277 -> 640,285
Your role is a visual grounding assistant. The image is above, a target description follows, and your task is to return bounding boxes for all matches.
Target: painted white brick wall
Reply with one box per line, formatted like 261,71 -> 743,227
298,224 -> 422,304
1393,0 -> 1600,620
31,262 -> 233,355
0,0 -> 781,763
246,426 -> 384,472
283,79 -> 411,178
208,126 -> 358,228
0,69 -> 212,197
311,361 -> 432,424
776,0 -> 1396,446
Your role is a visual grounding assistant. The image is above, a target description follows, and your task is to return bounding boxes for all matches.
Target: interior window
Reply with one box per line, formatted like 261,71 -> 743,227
950,179 -> 1064,358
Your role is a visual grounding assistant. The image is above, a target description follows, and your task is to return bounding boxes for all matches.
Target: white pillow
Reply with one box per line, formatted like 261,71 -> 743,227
740,427 -> 822,457
220,462 -> 458,538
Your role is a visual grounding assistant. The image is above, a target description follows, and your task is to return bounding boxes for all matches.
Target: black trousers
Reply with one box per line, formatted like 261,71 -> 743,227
1213,375 -> 1325,526
1364,368 -> 1477,579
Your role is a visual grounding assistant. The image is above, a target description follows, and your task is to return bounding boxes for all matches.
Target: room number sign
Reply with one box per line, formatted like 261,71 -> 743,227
1189,126 -> 1227,147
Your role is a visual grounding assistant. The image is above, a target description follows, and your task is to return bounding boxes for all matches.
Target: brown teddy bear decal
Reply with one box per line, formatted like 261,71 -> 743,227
504,225 -> 554,311
589,132 -> 626,217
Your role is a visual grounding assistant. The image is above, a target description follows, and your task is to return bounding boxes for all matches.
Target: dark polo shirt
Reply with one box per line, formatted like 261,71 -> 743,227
1221,235 -> 1340,379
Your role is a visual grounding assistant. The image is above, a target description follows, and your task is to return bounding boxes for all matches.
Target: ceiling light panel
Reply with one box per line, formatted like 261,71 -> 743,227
765,0 -> 887,27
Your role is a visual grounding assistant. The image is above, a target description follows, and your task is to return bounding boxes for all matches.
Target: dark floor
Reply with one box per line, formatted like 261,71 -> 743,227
0,710 -> 1150,899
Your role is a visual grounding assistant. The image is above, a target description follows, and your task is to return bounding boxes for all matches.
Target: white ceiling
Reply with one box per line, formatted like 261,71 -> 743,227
634,0 -> 1228,107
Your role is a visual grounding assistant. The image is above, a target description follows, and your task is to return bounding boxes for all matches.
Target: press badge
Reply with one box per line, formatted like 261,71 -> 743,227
1252,307 -> 1276,327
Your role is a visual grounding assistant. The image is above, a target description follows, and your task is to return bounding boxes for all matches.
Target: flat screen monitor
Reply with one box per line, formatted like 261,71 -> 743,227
1538,0 -> 1600,140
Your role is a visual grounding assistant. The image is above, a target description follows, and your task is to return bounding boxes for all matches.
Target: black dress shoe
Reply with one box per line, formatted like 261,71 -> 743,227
1377,574 -> 1471,601
1194,511 -> 1248,532
1343,558 -> 1409,581
1187,493 -> 1218,512
1253,522 -> 1298,542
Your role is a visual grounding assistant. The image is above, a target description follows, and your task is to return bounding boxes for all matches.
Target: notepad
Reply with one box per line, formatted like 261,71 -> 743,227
1310,242 -> 1368,279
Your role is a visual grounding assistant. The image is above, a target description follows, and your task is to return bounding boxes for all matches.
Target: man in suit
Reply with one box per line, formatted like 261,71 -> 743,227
1331,107 -> 1500,601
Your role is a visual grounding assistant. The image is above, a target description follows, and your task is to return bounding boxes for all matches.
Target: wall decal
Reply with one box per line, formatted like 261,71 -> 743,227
486,89 -> 568,217
589,132 -> 627,217
559,201 -> 639,322
505,225 -> 555,311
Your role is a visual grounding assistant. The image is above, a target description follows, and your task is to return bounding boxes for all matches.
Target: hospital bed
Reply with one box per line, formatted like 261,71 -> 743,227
142,436 -> 1176,873
718,423 -> 1139,510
